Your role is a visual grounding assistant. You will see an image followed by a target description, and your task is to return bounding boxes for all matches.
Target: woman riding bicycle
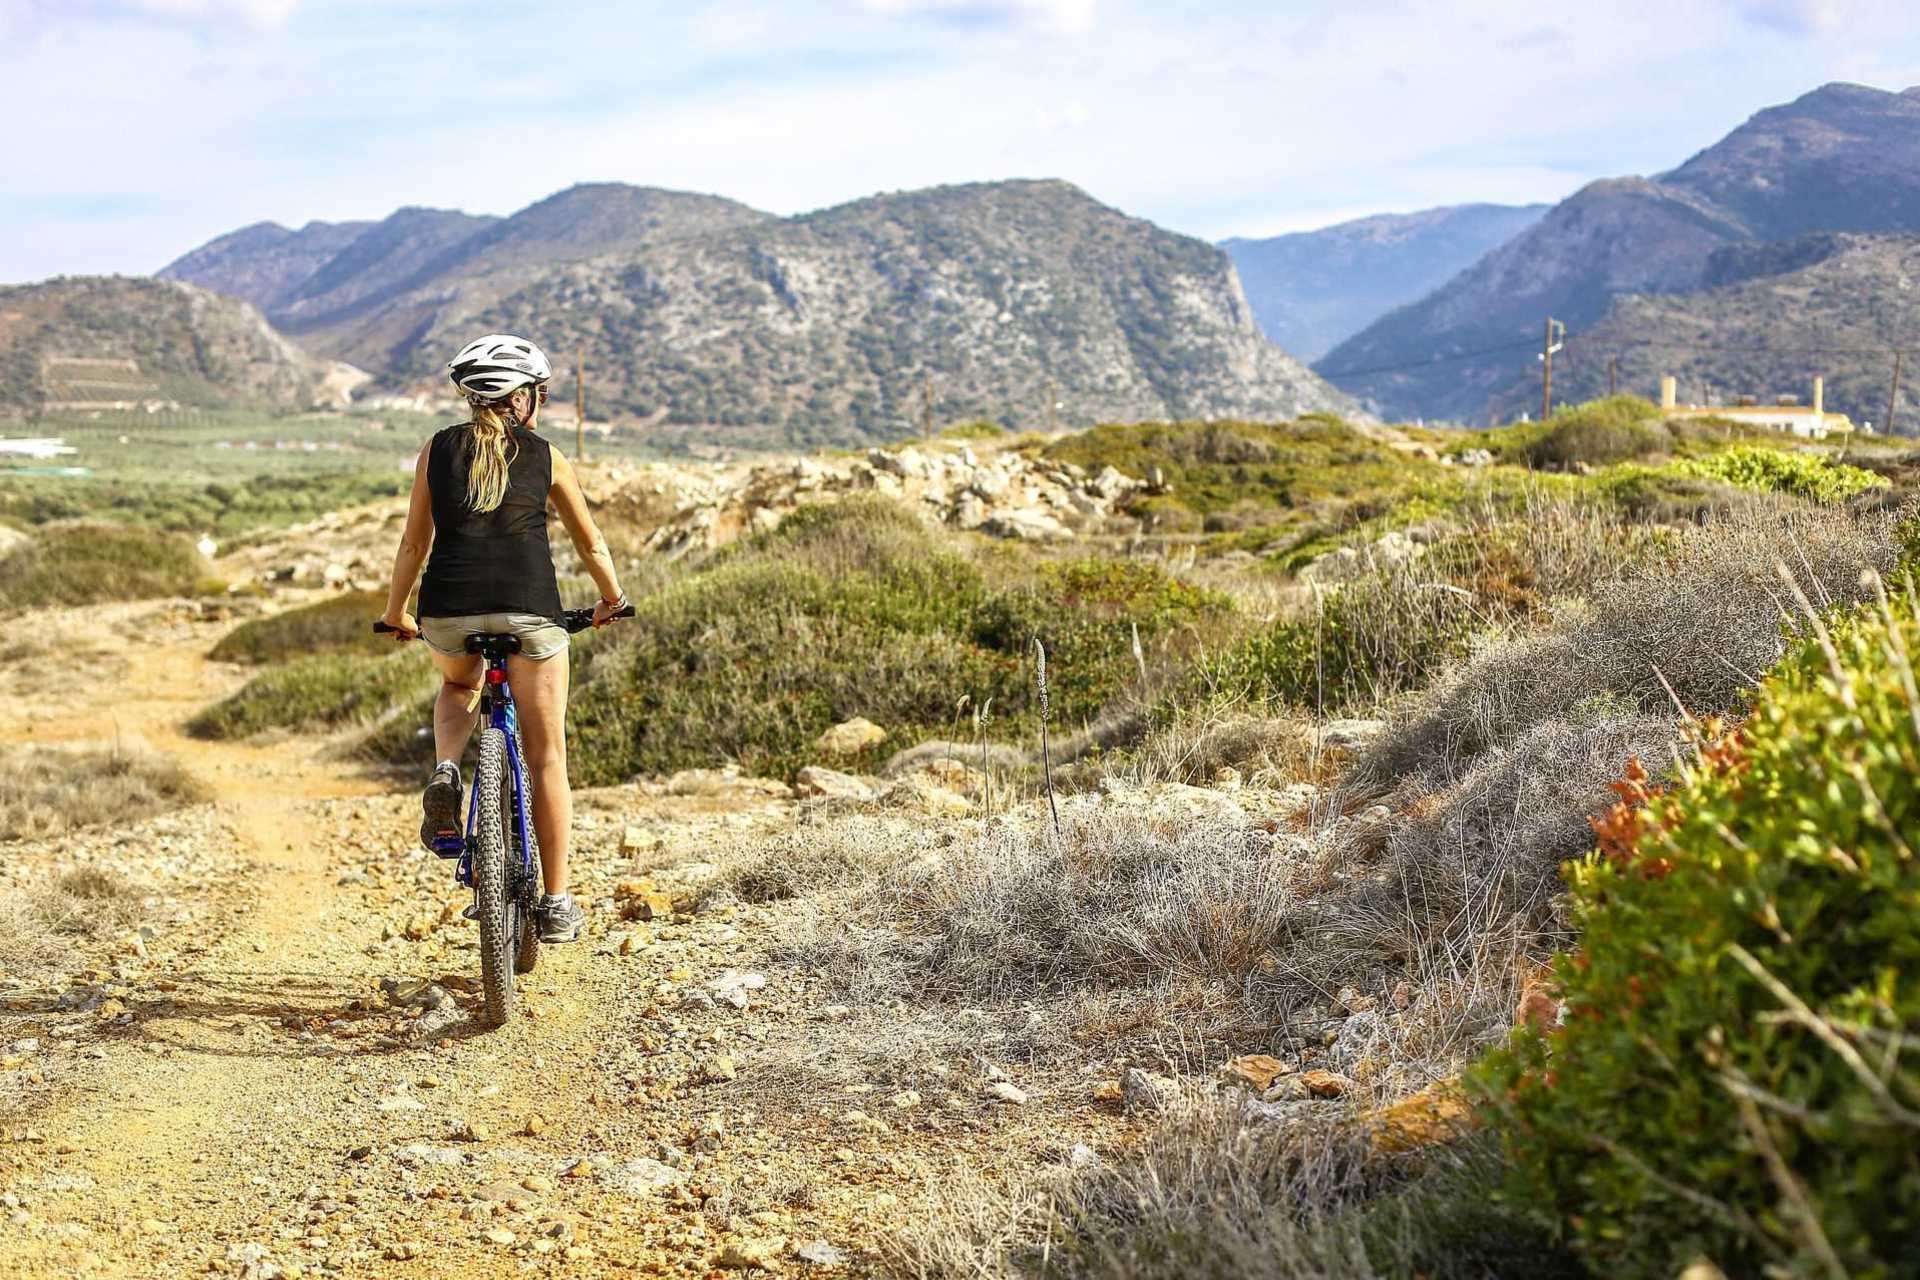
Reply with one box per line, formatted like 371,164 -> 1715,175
378,334 -> 625,944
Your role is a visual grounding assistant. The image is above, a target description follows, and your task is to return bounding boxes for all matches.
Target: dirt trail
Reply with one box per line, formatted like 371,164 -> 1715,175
0,607 -> 1118,1279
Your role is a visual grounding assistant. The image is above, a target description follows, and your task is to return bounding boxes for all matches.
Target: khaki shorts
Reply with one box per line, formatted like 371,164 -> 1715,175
419,612 -> 569,661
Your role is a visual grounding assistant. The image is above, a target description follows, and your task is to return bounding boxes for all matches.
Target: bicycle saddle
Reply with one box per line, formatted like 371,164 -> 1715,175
462,632 -> 524,659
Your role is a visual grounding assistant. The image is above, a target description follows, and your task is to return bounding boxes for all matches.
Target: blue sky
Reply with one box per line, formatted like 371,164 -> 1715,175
4,0 -> 1919,285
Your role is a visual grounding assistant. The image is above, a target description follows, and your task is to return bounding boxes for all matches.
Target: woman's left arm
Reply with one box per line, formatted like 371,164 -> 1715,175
381,443 -> 435,637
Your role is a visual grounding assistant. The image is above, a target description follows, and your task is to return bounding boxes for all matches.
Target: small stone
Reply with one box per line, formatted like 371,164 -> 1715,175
1368,1079 -> 1479,1155
384,1241 -> 423,1260
614,880 -> 675,921
601,1157 -> 688,1195
1091,1080 -> 1123,1104
717,1236 -> 787,1270
454,1121 -> 491,1143
815,717 -> 889,755
521,1175 -> 553,1193
1121,1067 -> 1178,1113
889,1090 -> 921,1109
703,1055 -> 738,1083
620,825 -> 656,855
793,1238 -> 847,1266
1302,1069 -> 1356,1099
983,1080 -> 1027,1105
484,1228 -> 516,1246
1221,1054 -> 1291,1092
522,1114 -> 546,1136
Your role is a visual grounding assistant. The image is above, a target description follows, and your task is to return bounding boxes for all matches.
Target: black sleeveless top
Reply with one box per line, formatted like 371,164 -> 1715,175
418,423 -> 564,620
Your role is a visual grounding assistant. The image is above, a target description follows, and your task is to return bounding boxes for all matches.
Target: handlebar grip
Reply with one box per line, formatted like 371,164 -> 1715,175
613,603 -> 636,619
372,620 -> 395,634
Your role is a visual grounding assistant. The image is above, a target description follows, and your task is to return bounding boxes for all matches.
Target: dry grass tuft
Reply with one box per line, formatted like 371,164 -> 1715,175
0,864 -> 147,979
0,745 -> 205,843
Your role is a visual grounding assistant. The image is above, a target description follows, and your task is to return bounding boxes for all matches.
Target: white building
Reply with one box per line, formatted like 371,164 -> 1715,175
1659,375 -> 1854,440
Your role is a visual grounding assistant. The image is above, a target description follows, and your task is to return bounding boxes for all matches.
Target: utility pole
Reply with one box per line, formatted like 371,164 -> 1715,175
575,350 -> 588,461
1885,349 -> 1905,438
1540,318 -> 1565,422
1607,355 -> 1618,397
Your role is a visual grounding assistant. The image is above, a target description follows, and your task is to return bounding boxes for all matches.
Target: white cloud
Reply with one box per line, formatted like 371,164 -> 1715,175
1,0 -> 299,33
3,0 -> 1920,284
857,0 -> 1095,35
1736,0 -> 1852,33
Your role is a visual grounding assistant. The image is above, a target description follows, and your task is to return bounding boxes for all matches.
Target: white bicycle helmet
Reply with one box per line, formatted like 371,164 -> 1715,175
447,333 -> 553,401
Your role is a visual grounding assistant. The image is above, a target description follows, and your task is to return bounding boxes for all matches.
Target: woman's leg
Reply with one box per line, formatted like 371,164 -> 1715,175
506,648 -> 571,895
427,649 -> 486,762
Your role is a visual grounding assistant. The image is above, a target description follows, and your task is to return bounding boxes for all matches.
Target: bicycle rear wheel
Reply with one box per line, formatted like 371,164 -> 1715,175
511,721 -> 541,976
473,727 -> 515,1026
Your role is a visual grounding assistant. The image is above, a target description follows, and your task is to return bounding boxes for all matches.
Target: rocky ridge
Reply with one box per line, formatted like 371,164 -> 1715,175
162,180 -> 1359,444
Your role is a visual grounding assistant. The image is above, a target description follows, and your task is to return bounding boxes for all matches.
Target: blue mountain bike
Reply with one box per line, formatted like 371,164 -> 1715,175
375,604 -> 630,1026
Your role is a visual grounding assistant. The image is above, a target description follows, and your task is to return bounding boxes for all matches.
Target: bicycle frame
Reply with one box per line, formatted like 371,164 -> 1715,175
438,656 -> 537,890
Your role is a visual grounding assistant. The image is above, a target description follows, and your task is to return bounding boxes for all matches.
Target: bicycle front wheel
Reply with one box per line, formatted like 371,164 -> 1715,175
473,727 -> 515,1027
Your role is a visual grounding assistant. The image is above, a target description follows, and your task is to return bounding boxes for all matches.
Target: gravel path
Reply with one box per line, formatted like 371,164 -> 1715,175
0,604 -> 1125,1278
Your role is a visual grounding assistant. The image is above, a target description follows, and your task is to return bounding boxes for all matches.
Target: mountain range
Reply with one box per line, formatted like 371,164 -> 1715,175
1221,203 -> 1548,361
161,180 -> 1358,444
1319,83 -> 1920,424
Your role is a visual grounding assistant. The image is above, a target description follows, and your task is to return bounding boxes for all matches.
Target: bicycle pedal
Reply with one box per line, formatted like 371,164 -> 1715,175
462,903 -> 479,921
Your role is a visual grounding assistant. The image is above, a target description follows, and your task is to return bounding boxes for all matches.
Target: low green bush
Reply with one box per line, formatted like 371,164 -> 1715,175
1191,564 -> 1479,713
559,495 -> 1230,782
208,590 -> 392,663
187,650 -> 434,740
0,523 -> 213,611
1522,402 -> 1666,470
1475,589 -> 1920,1276
1671,444 -> 1886,503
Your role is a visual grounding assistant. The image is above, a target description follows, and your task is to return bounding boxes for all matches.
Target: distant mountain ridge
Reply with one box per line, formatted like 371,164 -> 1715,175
1222,203 -> 1548,361
1319,83 -> 1920,423
0,276 -> 343,415
163,180 -> 1358,443
1491,232 -> 1920,428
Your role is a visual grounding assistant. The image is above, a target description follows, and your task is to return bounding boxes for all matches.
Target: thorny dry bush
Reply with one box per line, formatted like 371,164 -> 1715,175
1320,502 -> 1908,976
770,806 -> 1305,1050
889,1094 -> 1580,1280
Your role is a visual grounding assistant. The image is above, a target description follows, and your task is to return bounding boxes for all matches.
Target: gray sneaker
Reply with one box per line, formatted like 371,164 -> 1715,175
537,893 -> 585,943
420,761 -> 462,853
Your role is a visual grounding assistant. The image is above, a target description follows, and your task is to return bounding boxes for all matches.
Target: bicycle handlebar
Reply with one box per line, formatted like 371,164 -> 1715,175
372,603 -> 634,640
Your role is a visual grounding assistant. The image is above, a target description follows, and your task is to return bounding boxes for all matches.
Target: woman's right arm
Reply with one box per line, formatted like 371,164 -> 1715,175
381,443 -> 435,637
548,448 -> 624,623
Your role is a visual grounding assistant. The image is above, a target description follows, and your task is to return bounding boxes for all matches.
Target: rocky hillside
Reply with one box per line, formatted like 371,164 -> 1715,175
0,276 -> 350,416
1221,203 -> 1547,361
163,180 -> 1358,444
1493,232 -> 1920,427
1321,83 -> 1920,423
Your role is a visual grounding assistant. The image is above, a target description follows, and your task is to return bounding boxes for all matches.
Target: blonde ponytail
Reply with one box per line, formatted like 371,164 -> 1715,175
463,401 -> 521,513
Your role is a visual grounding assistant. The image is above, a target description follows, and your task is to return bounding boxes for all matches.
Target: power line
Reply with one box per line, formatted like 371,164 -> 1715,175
1317,329 -> 1920,382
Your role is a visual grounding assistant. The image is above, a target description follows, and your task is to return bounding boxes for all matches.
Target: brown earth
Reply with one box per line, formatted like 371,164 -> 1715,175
0,603 -> 1129,1278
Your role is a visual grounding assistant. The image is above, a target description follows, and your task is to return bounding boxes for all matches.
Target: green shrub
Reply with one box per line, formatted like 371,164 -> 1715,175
187,650 -> 434,740
1522,400 -> 1666,470
1671,445 -> 1886,503
1192,566 -> 1479,713
0,522 -> 212,611
558,496 -> 1230,782
209,590 -> 392,663
1475,589 -> 1920,1276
